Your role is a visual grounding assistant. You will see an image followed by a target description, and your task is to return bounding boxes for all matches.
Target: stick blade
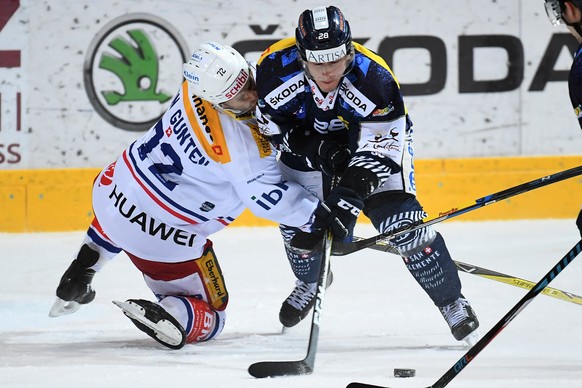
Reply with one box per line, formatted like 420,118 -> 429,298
347,383 -> 430,388
248,360 -> 313,378
330,239 -> 373,256
346,382 -> 439,388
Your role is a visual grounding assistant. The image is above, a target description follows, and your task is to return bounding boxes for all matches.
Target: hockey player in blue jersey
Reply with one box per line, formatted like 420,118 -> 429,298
544,0 -> 582,236
255,5 -> 480,344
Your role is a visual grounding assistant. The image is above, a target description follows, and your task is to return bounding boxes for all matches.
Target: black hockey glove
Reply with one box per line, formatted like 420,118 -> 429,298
311,140 -> 351,178
290,186 -> 364,251
576,208 -> 582,238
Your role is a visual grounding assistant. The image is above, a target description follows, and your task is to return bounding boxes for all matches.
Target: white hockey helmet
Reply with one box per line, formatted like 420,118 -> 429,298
183,41 -> 251,105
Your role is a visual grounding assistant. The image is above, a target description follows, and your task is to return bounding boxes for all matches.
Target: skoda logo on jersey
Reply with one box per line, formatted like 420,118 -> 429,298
265,73 -> 306,108
84,13 -> 190,132
339,79 -> 375,117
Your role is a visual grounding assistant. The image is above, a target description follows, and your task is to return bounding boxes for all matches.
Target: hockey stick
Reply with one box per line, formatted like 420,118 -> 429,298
360,237 -> 582,306
248,229 -> 333,378
332,164 -> 582,256
454,260 -> 582,306
347,239 -> 582,388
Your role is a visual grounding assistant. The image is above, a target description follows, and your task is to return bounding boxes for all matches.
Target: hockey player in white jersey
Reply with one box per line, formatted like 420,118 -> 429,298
49,42 -> 322,349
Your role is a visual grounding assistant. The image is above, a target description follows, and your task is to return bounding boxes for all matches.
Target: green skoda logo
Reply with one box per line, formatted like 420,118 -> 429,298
84,14 -> 189,131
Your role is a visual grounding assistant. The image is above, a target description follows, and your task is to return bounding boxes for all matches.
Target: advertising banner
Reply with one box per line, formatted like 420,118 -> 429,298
1,0 -> 581,170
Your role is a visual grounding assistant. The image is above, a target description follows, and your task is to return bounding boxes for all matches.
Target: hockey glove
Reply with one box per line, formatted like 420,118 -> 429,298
290,186 -> 364,251
314,140 -> 351,178
576,208 -> 582,238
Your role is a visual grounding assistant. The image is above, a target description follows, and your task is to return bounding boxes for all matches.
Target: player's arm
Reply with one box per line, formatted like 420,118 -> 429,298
257,109 -> 349,177
339,115 -> 406,199
287,114 -> 408,250
233,162 -> 319,228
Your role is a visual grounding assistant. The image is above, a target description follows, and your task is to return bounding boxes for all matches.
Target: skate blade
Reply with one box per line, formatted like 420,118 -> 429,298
462,330 -> 480,347
112,300 -> 184,346
49,298 -> 81,317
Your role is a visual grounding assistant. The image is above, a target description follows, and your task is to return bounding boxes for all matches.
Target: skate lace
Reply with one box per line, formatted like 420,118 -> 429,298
440,298 -> 469,328
285,280 -> 317,310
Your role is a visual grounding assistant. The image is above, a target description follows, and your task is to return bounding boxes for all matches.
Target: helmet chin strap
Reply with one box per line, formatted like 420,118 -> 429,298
216,104 -> 255,118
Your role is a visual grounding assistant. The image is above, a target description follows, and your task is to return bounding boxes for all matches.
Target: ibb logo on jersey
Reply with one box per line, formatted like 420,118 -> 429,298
252,181 -> 290,210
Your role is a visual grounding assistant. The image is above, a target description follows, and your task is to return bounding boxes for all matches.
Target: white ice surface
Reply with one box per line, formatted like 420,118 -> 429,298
1,220 -> 582,388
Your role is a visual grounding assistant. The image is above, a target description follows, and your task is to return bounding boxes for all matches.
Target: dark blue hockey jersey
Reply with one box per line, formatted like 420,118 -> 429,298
569,42 -> 582,130
256,37 -> 415,197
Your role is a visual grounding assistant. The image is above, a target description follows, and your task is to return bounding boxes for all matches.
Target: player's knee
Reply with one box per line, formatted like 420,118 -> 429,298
388,221 -> 436,257
369,198 -> 435,256
160,296 -> 225,344
396,227 -> 437,257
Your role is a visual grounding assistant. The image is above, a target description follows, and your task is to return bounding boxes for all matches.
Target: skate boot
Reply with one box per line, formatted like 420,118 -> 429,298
439,294 -> 480,345
49,244 -> 98,317
279,271 -> 333,328
113,299 -> 186,350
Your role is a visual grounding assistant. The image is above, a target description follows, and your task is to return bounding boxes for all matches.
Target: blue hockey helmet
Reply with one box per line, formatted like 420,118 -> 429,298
295,5 -> 354,64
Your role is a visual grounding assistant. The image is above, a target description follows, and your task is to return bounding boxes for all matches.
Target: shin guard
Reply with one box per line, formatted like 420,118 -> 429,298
283,241 -> 322,284
366,193 -> 462,307
401,232 -> 461,306
281,225 -> 323,284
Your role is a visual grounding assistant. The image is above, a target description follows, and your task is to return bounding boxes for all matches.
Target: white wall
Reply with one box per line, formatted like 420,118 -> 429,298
1,0 -> 581,169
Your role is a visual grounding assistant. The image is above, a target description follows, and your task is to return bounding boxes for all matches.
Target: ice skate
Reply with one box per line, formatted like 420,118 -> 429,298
49,244 -> 98,317
279,271 -> 333,328
113,299 -> 186,350
439,295 -> 480,346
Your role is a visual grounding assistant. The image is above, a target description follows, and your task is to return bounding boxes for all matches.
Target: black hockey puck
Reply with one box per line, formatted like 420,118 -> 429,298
394,368 -> 416,378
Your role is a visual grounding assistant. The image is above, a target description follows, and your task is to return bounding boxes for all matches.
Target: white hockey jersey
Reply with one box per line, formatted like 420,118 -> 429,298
92,81 -> 318,262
